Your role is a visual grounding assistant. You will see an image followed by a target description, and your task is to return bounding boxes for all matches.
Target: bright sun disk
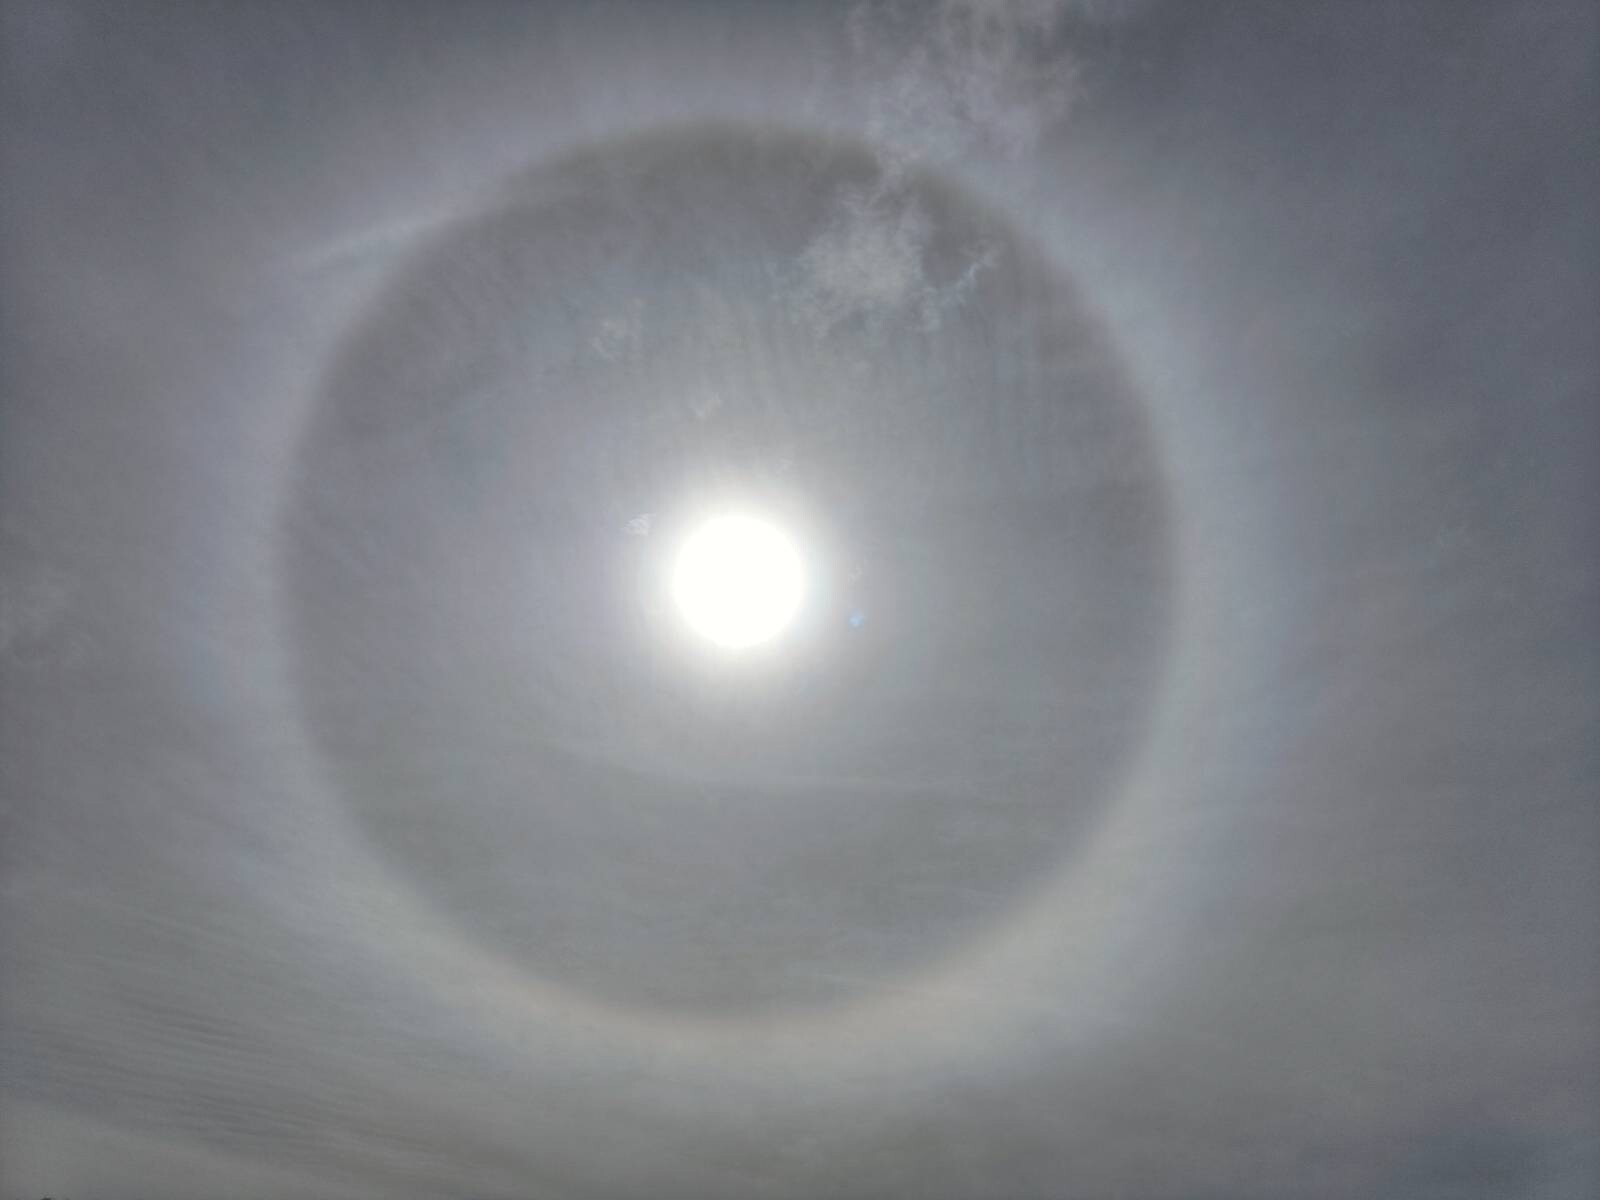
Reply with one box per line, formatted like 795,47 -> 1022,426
671,513 -> 805,649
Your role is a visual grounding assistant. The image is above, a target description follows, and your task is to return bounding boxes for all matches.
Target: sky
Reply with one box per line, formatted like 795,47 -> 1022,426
2,2 -> 1597,1197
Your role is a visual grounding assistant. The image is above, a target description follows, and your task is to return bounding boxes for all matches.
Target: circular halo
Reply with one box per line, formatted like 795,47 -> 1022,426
275,121 -> 1180,1053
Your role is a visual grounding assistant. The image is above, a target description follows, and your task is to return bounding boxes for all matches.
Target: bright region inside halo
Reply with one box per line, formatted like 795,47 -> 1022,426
671,513 -> 805,649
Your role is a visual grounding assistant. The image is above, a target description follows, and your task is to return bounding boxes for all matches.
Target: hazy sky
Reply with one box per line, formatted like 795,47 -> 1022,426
2,2 -> 1596,1197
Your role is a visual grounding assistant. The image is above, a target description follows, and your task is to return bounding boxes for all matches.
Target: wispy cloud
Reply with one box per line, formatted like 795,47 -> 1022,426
794,1 -> 1086,333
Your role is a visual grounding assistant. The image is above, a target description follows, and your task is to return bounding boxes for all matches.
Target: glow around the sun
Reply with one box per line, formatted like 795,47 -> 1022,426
671,513 -> 805,649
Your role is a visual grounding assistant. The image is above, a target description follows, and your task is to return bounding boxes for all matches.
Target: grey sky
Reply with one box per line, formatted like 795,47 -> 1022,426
2,2 -> 1596,1197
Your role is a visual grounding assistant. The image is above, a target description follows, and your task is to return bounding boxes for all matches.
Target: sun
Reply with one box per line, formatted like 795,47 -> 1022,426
671,513 -> 806,650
